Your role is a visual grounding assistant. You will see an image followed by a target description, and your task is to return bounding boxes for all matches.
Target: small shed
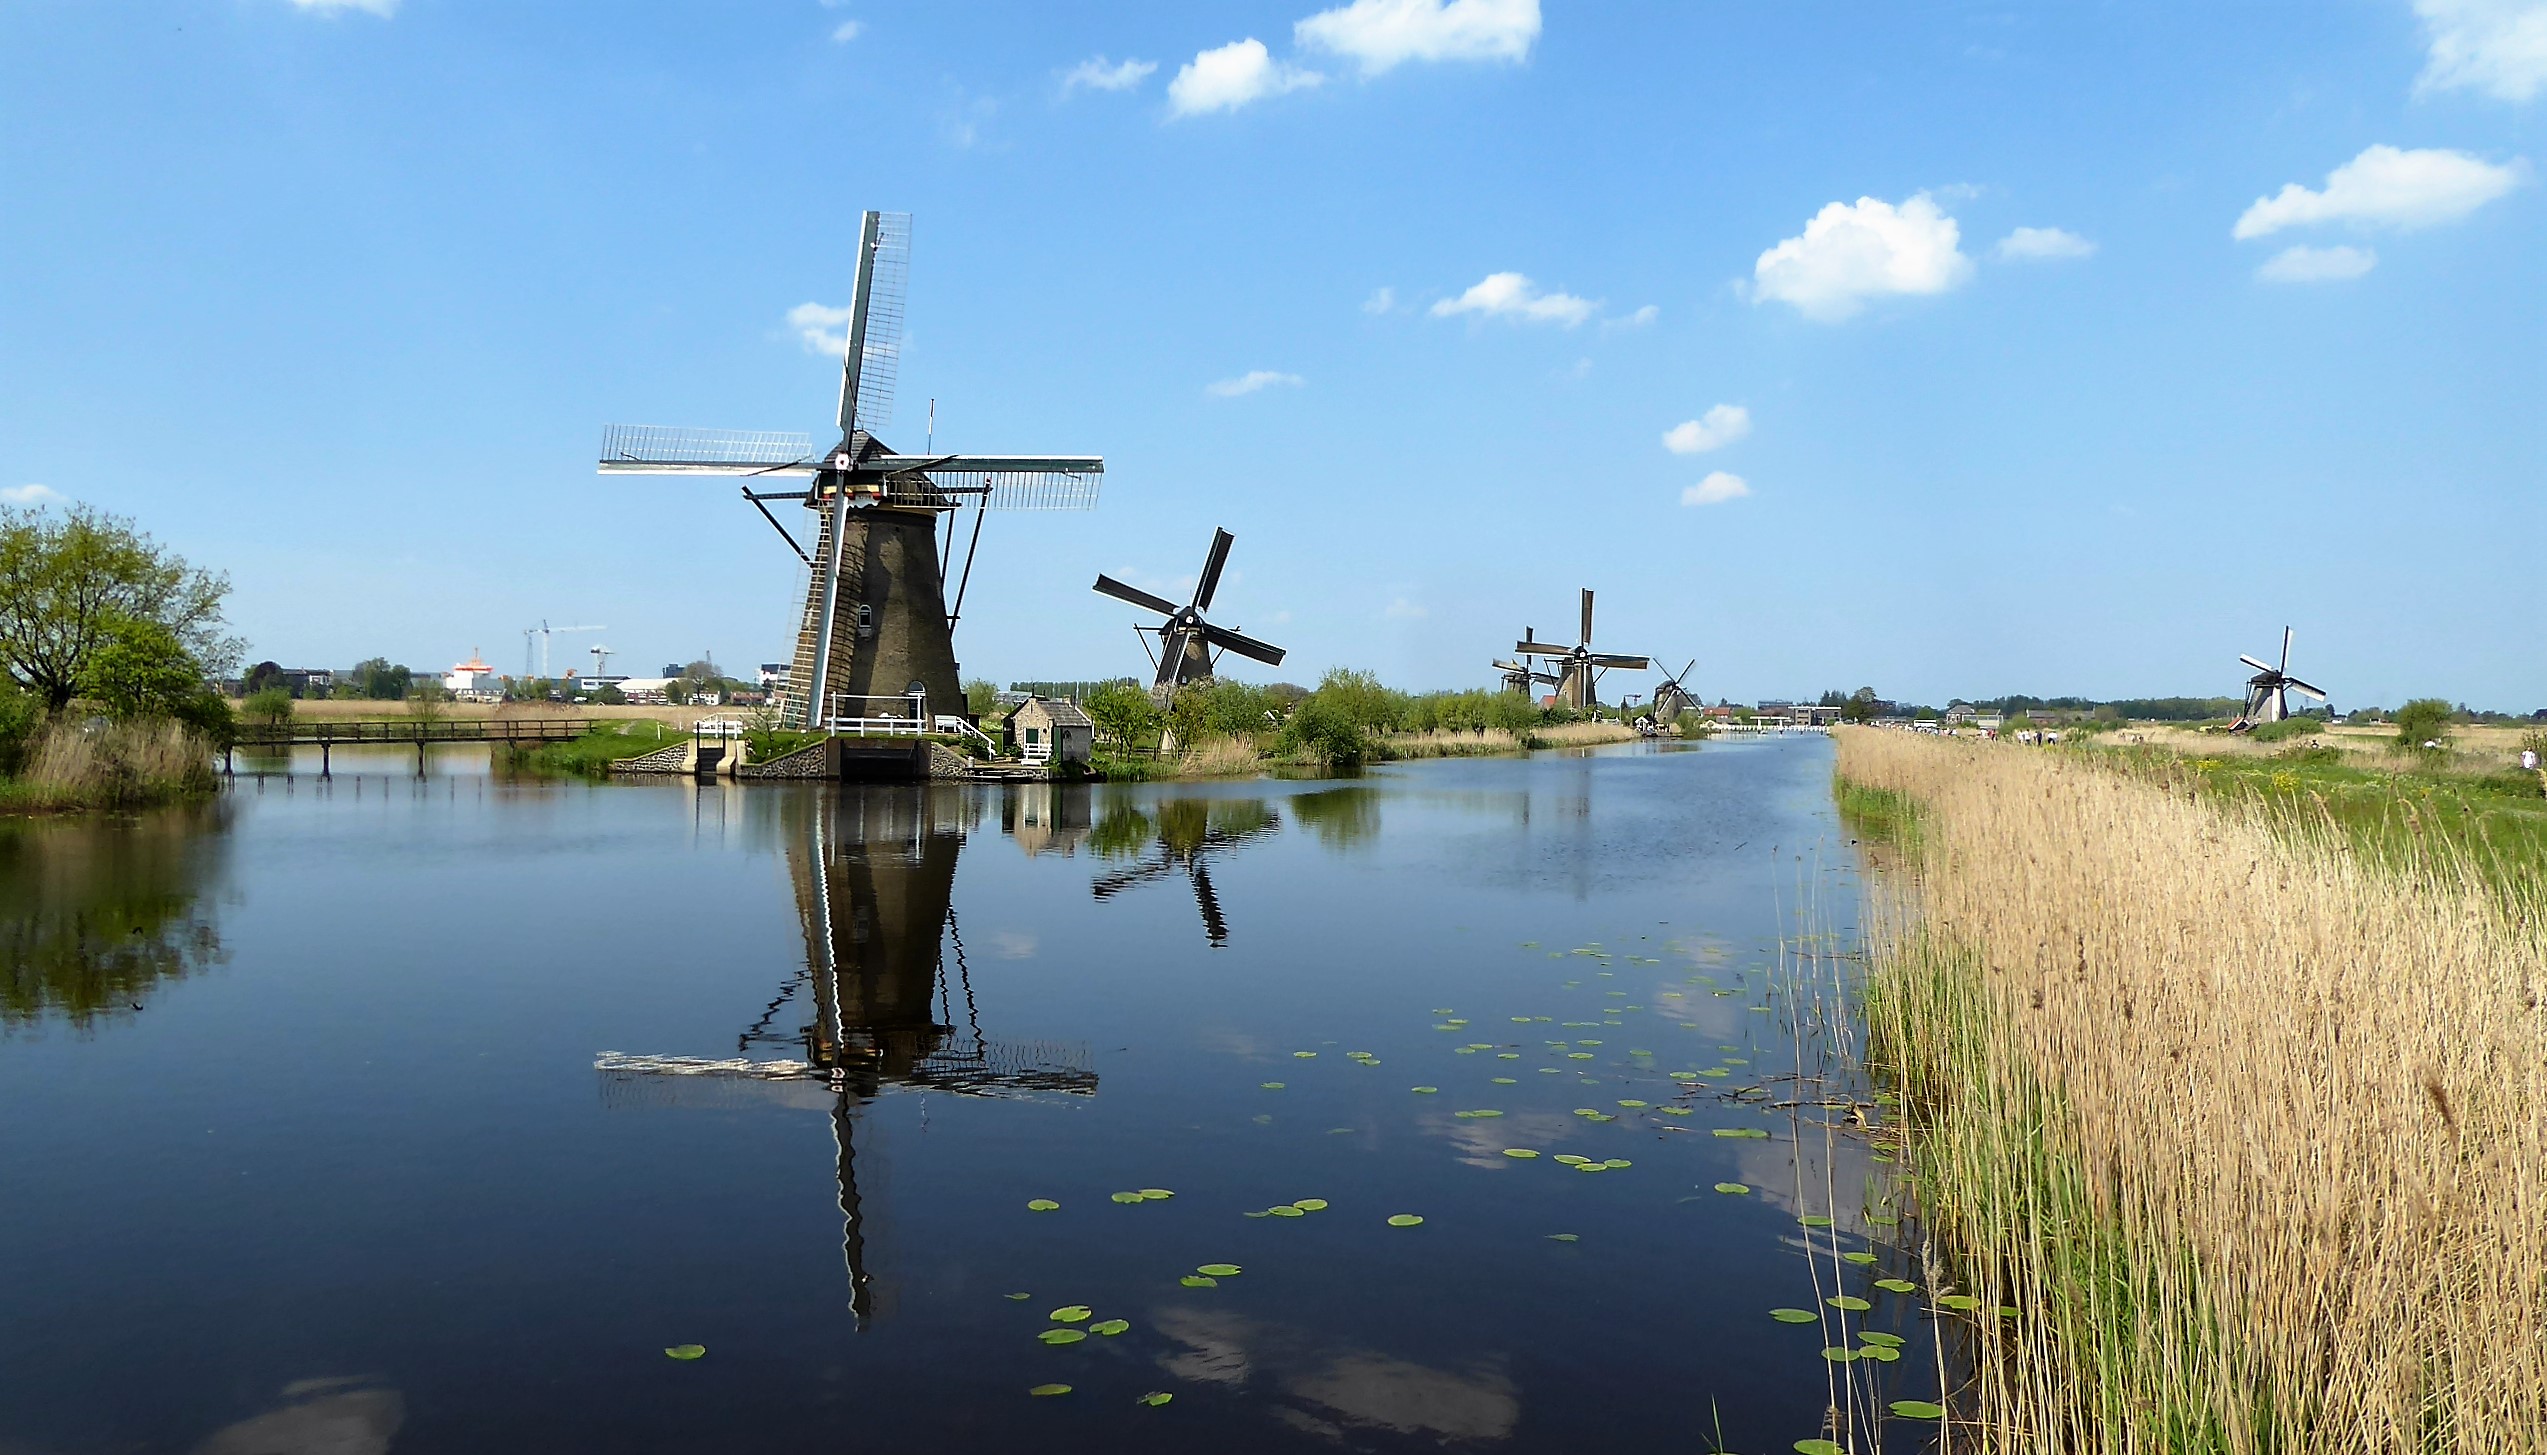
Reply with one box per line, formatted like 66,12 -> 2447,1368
1008,695 -> 1094,767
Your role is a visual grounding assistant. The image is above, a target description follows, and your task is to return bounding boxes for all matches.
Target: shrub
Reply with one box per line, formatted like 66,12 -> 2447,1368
2393,698 -> 2454,753
0,677 -> 40,776
242,686 -> 293,727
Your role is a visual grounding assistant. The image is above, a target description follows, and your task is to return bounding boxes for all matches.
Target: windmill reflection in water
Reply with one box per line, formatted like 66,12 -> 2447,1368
593,786 -> 1095,1323
1088,796 -> 1281,948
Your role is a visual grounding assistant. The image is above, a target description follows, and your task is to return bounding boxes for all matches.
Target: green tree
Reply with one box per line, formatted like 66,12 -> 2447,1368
407,680 -> 449,722
2394,698 -> 2454,752
0,675 -> 40,776
345,657 -> 413,701
964,677 -> 1000,719
0,504 -> 237,710
1082,682 -> 1162,747
1842,686 -> 1879,724
243,686 -> 294,728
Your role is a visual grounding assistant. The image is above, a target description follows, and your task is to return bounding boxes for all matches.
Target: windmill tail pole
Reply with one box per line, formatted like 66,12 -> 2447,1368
947,496 -> 989,634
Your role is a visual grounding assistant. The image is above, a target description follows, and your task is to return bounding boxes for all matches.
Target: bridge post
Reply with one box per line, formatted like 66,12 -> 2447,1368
321,738 -> 330,777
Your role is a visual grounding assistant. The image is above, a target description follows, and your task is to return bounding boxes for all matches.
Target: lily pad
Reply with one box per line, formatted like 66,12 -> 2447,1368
1030,1383 -> 1073,1397
1935,1294 -> 1980,1312
1268,1205 -> 1306,1218
1553,1154 -> 1591,1165
1092,1319 -> 1131,1337
1713,1182 -> 1750,1194
1291,1198 -> 1328,1212
1616,1099 -> 1649,1109
1455,1109 -> 1504,1119
1179,1275 -> 1218,1288
1874,1278 -> 1918,1294
1197,1263 -> 1242,1277
1260,1082 -> 1286,1091
1293,1051 -> 1317,1058
1601,1158 -> 1632,1169
1798,1215 -> 1835,1228
664,1344 -> 706,1361
1026,1199 -> 1060,1212
1051,1306 -> 1093,1323
1410,1086 -> 1439,1095
1038,1329 -> 1086,1345
1795,1442 -> 1846,1455
1820,1346 -> 1860,1363
1385,1213 -> 1424,1227
1491,1077 -> 1518,1085
1828,1295 -> 1871,1312
1138,1391 -> 1174,1407
1005,1292 -> 1033,1301
1574,1162 -> 1607,1173
1502,1148 -> 1540,1159
1768,1308 -> 1818,1324
1859,1331 -> 1905,1348
1712,1127 -> 1769,1139
1841,1251 -> 1877,1265
1889,1400 -> 1946,1419
1547,1232 -> 1580,1242
1860,1343 -> 1901,1362
1111,1192 -> 1145,1204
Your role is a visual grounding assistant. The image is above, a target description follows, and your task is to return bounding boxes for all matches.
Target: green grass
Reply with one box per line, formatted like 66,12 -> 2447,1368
506,720 -> 686,778
1834,777 -> 1925,856
2099,743 -> 2547,900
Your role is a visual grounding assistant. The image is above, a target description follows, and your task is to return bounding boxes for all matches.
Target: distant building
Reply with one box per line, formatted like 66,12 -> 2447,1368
444,650 -> 502,701
758,663 -> 790,689
614,677 -> 676,705
1007,696 -> 1094,767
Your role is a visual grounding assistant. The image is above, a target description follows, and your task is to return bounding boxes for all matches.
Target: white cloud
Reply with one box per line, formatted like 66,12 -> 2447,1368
830,19 -> 863,42
787,302 -> 855,355
2233,144 -> 2524,238
1663,405 -> 1751,456
2,484 -> 63,506
288,0 -> 396,14
1294,0 -> 1539,75
1603,303 -> 1660,331
1207,370 -> 1304,397
1363,285 -> 1397,314
2416,0 -> 2547,102
2256,244 -> 2378,283
1063,55 -> 1157,93
1681,472 -> 1751,506
1384,596 -> 1428,619
1751,192 -> 1973,321
1429,271 -> 1594,326
1168,38 -> 1323,116
1994,225 -> 2096,261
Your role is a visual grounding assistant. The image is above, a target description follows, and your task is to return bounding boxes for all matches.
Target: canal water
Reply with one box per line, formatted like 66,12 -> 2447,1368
0,737 -> 1935,1454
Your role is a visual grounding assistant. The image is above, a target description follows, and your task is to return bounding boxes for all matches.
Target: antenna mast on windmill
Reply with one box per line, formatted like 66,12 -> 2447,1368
599,211 -> 1103,730
2230,626 -> 2326,731
1092,527 -> 1287,706
1510,589 -> 1650,710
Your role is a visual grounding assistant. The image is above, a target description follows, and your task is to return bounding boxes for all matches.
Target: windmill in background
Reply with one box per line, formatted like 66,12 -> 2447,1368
1093,527 -> 1287,706
2231,627 -> 2327,731
1651,660 -> 1700,723
1494,628 -> 1562,698
600,210 -> 1103,730
1511,590 -> 1650,710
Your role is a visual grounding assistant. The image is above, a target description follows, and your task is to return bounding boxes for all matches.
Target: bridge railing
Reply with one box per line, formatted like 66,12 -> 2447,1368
229,718 -> 595,747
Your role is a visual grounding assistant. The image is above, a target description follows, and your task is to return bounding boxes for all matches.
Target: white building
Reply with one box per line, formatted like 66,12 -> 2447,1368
444,650 -> 502,701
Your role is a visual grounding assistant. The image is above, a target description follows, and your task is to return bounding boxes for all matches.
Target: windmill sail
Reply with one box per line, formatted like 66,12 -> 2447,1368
598,425 -> 816,475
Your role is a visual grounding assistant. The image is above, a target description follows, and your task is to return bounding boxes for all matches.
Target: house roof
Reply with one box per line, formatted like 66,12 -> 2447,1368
1025,696 -> 1093,729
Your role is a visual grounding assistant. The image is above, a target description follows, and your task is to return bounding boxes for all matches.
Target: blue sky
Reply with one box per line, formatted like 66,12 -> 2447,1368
3,1 -> 2541,710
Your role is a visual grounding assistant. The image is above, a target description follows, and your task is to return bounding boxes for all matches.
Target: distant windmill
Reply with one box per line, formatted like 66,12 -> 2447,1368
600,210 -> 1102,730
1652,660 -> 1699,723
1093,527 -> 1287,704
2231,627 -> 2326,731
1511,589 -> 1650,710
1495,628 -> 1562,697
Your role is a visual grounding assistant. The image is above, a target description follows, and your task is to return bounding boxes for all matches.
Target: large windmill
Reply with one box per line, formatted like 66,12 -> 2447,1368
1092,527 -> 1287,703
1512,590 -> 1650,710
1090,797 -> 1281,948
1652,659 -> 1700,723
2231,627 -> 2327,731
600,211 -> 1103,730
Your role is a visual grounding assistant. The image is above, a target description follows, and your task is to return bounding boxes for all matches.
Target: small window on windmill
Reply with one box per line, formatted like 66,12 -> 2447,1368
855,604 -> 875,638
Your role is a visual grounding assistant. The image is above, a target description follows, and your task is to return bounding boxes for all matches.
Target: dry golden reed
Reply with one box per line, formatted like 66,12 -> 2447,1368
21,719 -> 213,808
1836,728 -> 2547,1452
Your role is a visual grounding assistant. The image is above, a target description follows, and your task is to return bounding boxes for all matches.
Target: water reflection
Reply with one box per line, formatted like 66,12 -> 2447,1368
0,804 -> 231,1033
598,786 -> 1094,1323
1089,795 -> 1280,947
192,1377 -> 403,1455
1152,1307 -> 1520,1443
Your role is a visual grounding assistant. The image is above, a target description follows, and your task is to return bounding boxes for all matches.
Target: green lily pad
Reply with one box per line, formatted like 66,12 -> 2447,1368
664,1344 -> 706,1361
1030,1383 -> 1072,1397
1026,1199 -> 1060,1212
1616,1099 -> 1649,1109
1859,1331 -> 1905,1348
1242,1210 -> 1272,1218
1820,1346 -> 1860,1362
1874,1278 -> 1917,1294
1712,1127 -> 1769,1139
1553,1154 -> 1591,1165
1197,1263 -> 1241,1276
1293,1051 -> 1317,1058
1291,1198 -> 1328,1211
1502,1148 -> 1540,1159
1005,1292 -> 1032,1301
1050,1306 -> 1093,1323
1890,1400 -> 1946,1419
1798,1215 -> 1834,1228
1179,1275 -> 1218,1288
1828,1295 -> 1871,1311
1140,1188 -> 1175,1200
1936,1294 -> 1980,1312
1385,1213 -> 1424,1227
1457,1109 -> 1503,1118
1038,1329 -> 1086,1345
1713,1182 -> 1750,1194
1601,1158 -> 1632,1169
1410,1086 -> 1439,1094
1547,1232 -> 1580,1242
1111,1192 -> 1145,1204
1092,1319 -> 1131,1336
1574,1162 -> 1607,1173
1697,1068 -> 1731,1079
1491,1077 -> 1518,1085
1768,1308 -> 1817,1323
1268,1205 -> 1306,1218
1860,1343 -> 1900,1362
1795,1442 -> 1846,1455
1260,1082 -> 1285,1091
1138,1391 -> 1173,1407
1998,1306 -> 2021,1318
1841,1251 -> 1877,1265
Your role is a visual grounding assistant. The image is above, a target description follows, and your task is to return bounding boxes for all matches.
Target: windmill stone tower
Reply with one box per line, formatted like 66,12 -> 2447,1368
601,211 -> 1102,731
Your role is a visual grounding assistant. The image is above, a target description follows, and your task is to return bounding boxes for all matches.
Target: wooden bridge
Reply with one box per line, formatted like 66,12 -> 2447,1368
223,718 -> 592,774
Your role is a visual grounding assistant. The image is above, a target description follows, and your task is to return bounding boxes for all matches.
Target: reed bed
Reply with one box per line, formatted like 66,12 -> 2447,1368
1174,735 -> 1266,778
5,719 -> 215,811
1835,728 -> 2547,1452
1526,721 -> 1640,749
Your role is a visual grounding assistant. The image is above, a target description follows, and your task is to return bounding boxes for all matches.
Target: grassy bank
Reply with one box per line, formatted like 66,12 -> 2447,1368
0,719 -> 217,813
1091,720 -> 1650,781
504,719 -> 687,777
1837,728 -> 2547,1450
